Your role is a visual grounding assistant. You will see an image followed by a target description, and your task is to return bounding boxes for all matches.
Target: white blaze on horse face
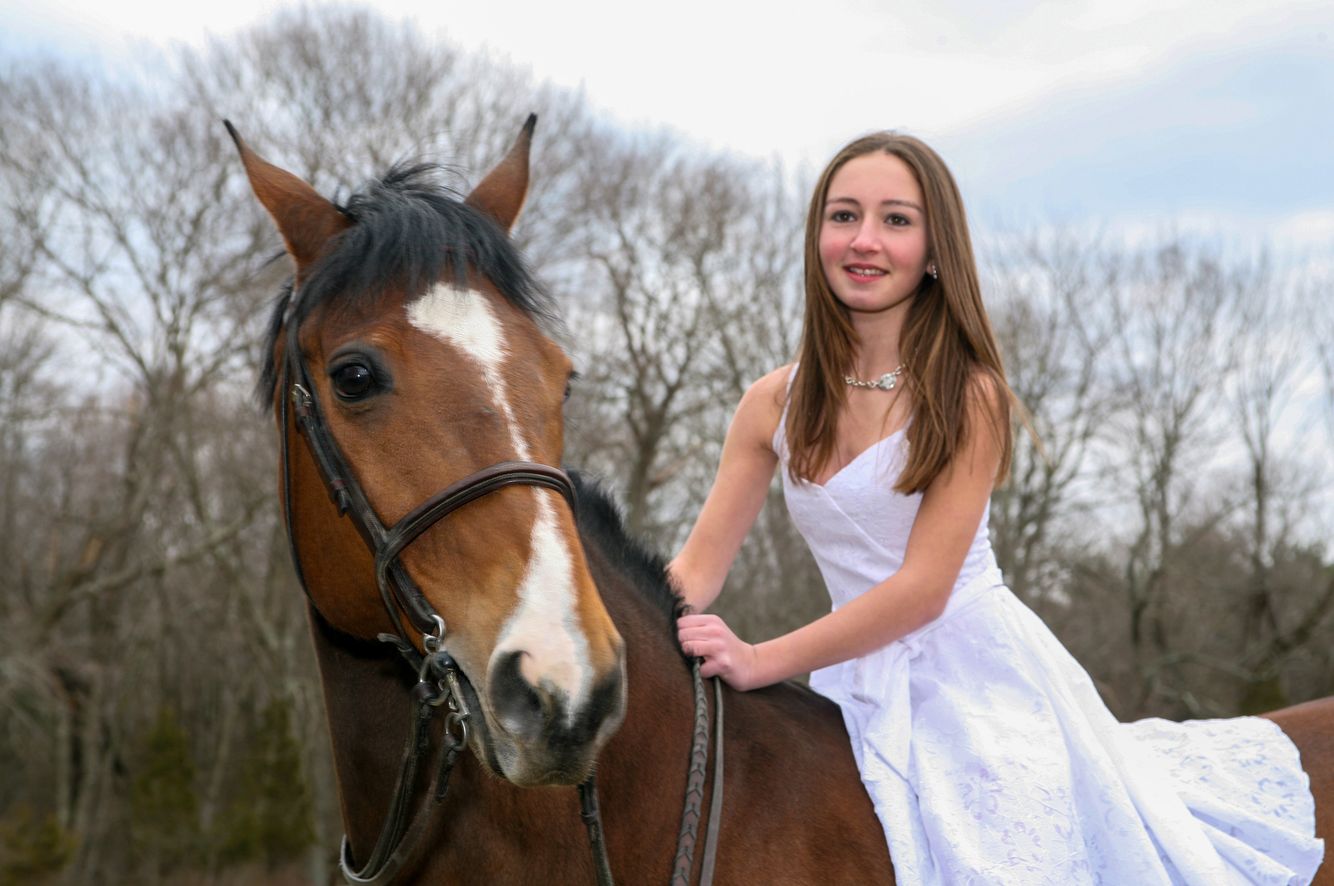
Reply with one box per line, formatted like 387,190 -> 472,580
406,283 -> 593,718
405,282 -> 531,458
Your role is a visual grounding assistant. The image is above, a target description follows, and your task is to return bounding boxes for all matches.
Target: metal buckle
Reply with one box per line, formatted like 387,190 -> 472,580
444,669 -> 471,746
422,613 -> 446,653
414,615 -> 459,710
291,382 -> 312,414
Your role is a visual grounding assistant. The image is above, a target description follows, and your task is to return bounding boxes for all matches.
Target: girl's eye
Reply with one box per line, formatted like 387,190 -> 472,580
331,362 -> 375,400
887,213 -> 911,226
829,209 -> 855,223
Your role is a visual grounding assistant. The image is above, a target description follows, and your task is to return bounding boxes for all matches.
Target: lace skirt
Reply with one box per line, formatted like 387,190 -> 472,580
811,582 -> 1324,885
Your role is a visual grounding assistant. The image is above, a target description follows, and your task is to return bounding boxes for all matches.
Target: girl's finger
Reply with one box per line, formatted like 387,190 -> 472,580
691,640 -> 721,659
677,629 -> 706,647
679,626 -> 724,645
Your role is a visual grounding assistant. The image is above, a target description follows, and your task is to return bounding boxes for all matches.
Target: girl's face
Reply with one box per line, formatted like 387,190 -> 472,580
818,152 -> 930,315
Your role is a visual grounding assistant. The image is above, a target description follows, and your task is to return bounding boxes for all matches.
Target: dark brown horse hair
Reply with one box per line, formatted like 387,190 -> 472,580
568,470 -> 691,655
255,162 -> 555,406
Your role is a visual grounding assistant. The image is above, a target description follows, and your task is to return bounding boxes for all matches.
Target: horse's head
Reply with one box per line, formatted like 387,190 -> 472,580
229,118 -> 626,787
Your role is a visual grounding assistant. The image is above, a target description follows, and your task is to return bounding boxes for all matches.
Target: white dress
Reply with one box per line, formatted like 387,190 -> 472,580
775,420 -> 1324,885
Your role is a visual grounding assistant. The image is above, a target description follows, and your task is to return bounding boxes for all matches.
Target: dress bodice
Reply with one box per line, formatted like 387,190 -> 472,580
772,414 -> 999,610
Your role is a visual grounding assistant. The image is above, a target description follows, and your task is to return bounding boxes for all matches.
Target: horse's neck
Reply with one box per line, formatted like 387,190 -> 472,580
580,532 -> 703,839
305,572 -> 699,882
305,561 -> 894,883
305,607 -> 424,862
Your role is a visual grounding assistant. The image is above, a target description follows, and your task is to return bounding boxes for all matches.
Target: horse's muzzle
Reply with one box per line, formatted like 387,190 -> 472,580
483,644 -> 627,786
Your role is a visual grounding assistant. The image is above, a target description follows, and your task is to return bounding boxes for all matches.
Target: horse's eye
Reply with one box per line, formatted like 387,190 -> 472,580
331,362 -> 375,400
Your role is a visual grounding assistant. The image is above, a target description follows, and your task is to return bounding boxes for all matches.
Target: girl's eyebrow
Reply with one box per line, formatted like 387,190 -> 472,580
826,196 -> 924,212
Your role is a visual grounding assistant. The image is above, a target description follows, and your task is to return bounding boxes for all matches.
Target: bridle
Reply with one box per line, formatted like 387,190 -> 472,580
275,285 -> 724,885
277,292 -> 576,644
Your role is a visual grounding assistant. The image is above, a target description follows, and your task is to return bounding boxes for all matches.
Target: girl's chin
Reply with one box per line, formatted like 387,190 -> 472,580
836,293 -> 916,315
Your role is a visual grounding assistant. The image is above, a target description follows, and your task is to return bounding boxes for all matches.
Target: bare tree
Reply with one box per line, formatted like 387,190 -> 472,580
562,133 -> 782,530
556,129 -> 817,641
1225,269 -> 1334,711
179,6 -> 594,278
985,227 -> 1119,607
1313,269 -> 1334,429
1099,241 -> 1256,713
0,55 -> 293,878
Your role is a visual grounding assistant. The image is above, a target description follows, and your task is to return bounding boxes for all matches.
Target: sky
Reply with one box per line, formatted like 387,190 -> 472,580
3,0 -> 1331,532
3,0 -> 1333,247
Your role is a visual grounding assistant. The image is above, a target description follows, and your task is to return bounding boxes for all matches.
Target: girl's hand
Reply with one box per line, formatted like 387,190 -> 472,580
676,613 -> 762,691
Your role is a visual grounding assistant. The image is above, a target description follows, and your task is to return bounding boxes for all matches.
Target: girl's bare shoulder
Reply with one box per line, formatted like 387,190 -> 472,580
964,366 -> 1008,425
735,363 -> 796,449
749,363 -> 796,403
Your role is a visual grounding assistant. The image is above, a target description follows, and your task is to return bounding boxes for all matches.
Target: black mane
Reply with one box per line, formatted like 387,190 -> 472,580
569,471 -> 689,635
257,162 -> 553,404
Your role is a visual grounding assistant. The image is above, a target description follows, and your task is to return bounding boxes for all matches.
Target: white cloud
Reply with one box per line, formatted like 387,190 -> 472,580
1273,211 -> 1334,252
9,0 -> 1330,166
5,0 -> 1331,247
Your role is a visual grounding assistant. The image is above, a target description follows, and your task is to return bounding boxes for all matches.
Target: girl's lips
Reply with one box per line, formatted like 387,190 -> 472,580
845,265 -> 887,281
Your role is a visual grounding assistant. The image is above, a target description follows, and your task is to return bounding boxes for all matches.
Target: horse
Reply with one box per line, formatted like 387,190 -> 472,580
228,118 -> 1334,885
228,117 -> 893,884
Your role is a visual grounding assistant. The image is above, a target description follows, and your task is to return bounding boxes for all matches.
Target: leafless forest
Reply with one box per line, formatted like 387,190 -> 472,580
2,8 -> 1332,884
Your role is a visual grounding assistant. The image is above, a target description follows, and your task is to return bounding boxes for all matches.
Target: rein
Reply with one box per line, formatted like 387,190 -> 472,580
673,662 -> 726,886
277,292 -> 725,884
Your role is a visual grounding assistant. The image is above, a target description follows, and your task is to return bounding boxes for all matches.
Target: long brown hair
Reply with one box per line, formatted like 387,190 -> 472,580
786,132 -> 1014,493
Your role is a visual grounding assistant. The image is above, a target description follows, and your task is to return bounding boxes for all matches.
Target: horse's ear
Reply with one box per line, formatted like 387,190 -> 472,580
464,114 -> 536,233
224,120 -> 351,273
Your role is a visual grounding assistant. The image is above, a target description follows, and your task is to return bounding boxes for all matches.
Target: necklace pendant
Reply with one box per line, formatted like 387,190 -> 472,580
844,363 -> 905,392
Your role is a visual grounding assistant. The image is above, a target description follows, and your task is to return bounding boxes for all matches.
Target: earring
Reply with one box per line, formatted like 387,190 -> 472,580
927,263 -> 938,280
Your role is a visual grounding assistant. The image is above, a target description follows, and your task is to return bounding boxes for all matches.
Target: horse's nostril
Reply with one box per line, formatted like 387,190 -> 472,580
489,650 -> 549,739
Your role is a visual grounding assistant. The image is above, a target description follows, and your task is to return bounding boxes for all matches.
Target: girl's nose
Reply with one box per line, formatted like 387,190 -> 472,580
850,220 -> 879,253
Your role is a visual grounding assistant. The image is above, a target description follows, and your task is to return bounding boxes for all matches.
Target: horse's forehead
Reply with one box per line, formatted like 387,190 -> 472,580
405,282 -> 510,369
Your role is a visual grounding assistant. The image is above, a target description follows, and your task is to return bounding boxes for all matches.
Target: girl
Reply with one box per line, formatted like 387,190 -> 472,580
671,133 -> 1323,884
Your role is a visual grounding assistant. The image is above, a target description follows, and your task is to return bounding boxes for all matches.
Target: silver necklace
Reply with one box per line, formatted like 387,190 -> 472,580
844,364 -> 905,391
